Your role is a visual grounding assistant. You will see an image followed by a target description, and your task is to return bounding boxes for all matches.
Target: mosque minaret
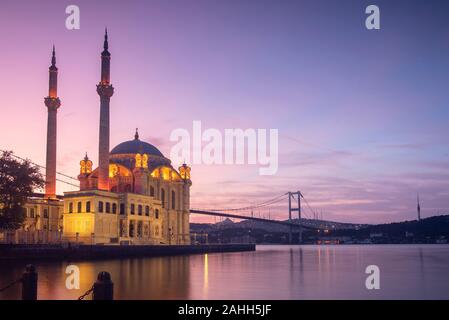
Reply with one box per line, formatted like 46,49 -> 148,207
96,29 -> 114,191
44,46 -> 61,199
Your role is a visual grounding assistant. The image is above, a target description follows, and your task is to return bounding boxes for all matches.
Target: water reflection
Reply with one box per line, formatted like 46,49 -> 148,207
203,254 -> 209,295
0,245 -> 448,300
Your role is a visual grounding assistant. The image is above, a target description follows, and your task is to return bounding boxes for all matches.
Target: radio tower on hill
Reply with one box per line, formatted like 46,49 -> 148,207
417,193 -> 421,221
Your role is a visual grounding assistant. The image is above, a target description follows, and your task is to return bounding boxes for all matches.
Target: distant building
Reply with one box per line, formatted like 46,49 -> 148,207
436,237 -> 447,244
405,231 -> 414,238
369,233 -> 383,238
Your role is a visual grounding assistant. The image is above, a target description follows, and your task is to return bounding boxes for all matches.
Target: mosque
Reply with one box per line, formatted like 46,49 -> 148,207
19,31 -> 192,245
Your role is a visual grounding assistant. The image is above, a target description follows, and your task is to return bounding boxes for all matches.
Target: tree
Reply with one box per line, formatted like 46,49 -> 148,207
0,151 -> 45,230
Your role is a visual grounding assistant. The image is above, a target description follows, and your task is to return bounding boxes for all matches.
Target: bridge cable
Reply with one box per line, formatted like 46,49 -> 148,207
1,150 -> 79,182
192,193 -> 288,213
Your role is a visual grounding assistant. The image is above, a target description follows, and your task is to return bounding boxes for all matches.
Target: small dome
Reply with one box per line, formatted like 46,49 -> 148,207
110,132 -> 164,157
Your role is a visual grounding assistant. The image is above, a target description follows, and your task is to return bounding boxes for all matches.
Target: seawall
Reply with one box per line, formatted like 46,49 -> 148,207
0,244 -> 256,261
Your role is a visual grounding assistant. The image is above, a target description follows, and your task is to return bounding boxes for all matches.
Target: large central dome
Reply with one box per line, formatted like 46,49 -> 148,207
110,131 -> 164,157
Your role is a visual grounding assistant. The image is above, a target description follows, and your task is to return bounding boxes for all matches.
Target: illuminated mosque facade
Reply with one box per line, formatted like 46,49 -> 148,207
21,31 -> 192,245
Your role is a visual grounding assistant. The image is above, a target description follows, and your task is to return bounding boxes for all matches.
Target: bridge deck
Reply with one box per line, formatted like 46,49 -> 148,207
190,209 -> 314,229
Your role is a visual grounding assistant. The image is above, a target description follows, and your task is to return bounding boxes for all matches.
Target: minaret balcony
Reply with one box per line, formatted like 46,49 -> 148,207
44,97 -> 61,110
96,83 -> 114,98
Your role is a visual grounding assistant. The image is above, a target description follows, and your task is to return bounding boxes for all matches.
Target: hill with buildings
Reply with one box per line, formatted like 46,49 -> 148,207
330,215 -> 449,244
190,215 -> 449,244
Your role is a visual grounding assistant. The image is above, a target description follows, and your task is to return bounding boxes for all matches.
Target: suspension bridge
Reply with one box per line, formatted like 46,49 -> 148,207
190,191 -> 322,243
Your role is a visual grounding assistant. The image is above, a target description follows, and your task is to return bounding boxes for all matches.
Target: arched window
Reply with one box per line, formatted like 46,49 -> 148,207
138,205 -> 143,216
106,202 -> 111,213
130,204 -> 135,215
145,206 -> 150,216
161,189 -> 165,208
171,191 -> 176,210
77,202 -> 82,213
69,203 -> 73,213
112,203 -> 117,214
98,201 -> 104,213
86,201 -> 91,213
150,186 -> 155,197
155,209 -> 159,219
120,203 -> 125,215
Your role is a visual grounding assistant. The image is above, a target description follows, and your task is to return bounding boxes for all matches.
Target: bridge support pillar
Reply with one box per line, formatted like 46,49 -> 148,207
288,191 -> 303,245
297,191 -> 302,245
288,192 -> 292,244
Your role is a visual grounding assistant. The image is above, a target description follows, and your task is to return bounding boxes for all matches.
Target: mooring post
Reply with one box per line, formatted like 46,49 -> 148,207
21,264 -> 38,300
93,271 -> 114,300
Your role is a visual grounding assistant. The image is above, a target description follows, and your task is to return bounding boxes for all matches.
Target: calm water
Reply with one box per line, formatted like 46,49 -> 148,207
1,245 -> 448,300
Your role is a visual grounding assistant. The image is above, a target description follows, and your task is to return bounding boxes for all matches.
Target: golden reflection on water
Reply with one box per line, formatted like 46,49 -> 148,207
203,254 -> 209,294
0,257 -> 192,300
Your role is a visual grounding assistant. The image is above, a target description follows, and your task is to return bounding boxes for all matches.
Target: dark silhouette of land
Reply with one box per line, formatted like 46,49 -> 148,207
191,215 -> 449,244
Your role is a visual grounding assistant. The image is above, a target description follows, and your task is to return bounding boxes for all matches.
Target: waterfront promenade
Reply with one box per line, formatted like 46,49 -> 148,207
0,244 -> 255,261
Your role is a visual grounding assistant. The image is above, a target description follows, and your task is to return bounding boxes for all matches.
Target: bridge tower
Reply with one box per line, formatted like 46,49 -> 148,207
288,191 -> 303,244
297,191 -> 302,244
288,192 -> 292,243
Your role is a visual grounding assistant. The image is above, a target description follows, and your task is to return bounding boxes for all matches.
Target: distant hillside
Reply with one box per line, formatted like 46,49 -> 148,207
332,215 -> 449,240
190,215 -> 449,244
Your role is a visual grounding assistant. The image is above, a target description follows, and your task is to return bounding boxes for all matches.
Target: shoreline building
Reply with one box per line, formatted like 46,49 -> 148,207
15,31 -> 192,245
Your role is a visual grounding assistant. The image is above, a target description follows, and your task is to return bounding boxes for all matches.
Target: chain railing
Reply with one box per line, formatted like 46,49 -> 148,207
0,277 -> 22,293
0,264 -> 37,300
77,285 -> 95,300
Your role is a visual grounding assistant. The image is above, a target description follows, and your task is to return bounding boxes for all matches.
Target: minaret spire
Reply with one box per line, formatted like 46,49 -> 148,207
97,30 -> 114,191
51,45 -> 56,67
100,28 -> 111,85
103,27 -> 109,51
48,46 -> 58,97
44,46 -> 61,199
